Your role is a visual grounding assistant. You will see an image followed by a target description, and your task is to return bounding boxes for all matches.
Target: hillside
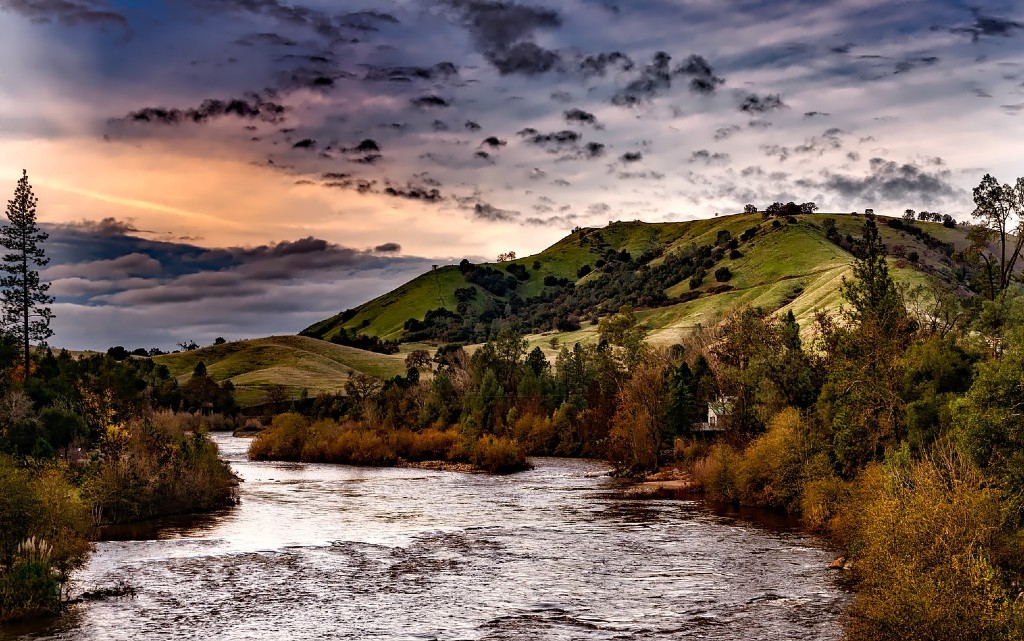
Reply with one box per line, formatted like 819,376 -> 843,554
153,335 -> 409,406
305,212 -> 973,349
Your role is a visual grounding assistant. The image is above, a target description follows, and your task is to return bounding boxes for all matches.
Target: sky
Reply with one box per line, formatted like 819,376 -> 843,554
1,0 -> 1024,350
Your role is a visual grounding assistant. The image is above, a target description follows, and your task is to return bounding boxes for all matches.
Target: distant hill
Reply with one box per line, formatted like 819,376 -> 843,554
304,212 -> 974,349
153,335 -> 409,406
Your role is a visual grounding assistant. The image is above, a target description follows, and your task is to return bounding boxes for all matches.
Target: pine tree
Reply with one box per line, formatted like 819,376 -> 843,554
2,170 -> 53,377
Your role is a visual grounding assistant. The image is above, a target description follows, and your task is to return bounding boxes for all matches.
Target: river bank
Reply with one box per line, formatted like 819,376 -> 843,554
1,433 -> 848,641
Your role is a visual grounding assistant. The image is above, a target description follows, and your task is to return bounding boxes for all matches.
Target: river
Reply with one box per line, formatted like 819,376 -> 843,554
2,433 -> 848,640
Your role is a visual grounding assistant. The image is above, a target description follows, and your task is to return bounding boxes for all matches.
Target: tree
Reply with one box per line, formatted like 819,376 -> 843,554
969,173 -> 1024,299
1,171 -> 53,377
903,209 -> 916,221
743,204 -> 758,214
496,251 -> 516,262
841,219 -> 905,333
213,337 -> 226,345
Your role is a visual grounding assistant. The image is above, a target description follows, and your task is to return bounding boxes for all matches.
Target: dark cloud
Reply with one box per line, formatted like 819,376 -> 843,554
951,9 -> 1024,42
564,108 -> 598,126
550,91 -> 573,103
337,9 -> 399,32
612,51 -> 723,105
814,157 -> 963,205
739,93 -> 787,113
472,202 -> 518,221
620,151 -> 642,163
234,32 -> 297,47
374,242 -> 402,253
383,181 -> 443,202
292,138 -> 316,149
183,0 -> 340,40
115,94 -> 286,126
584,142 -> 605,158
465,120 -> 482,131
1000,103 -> 1024,114
448,0 -> 563,75
2,0 -> 129,31
714,125 -> 741,140
674,54 -> 724,94
432,120 -> 450,132
893,56 -> 939,74
363,62 -> 459,82
481,136 -> 507,148
804,111 -> 830,118
352,139 -> 380,153
525,129 -> 580,147
410,95 -> 451,109
690,149 -> 730,164
577,51 -> 634,76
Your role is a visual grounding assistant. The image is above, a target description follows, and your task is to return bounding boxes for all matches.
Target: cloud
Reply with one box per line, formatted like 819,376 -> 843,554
374,242 -> 401,253
448,0 -> 563,75
577,51 -> 633,76
812,157 -> 965,206
739,93 -> 787,113
410,95 -> 451,109
564,108 -> 598,126
472,202 -> 518,221
690,149 -> 730,165
620,151 -> 642,163
481,136 -> 507,148
714,125 -> 741,140
525,129 -> 580,148
2,0 -> 129,31
114,94 -> 286,126
951,9 -> 1024,42
363,62 -> 460,82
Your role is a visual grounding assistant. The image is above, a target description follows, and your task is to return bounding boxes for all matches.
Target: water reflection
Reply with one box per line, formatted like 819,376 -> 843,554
2,434 -> 847,641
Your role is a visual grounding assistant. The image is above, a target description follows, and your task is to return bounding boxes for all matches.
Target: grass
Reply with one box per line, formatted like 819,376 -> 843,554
154,336 -> 408,406
179,212 -> 980,405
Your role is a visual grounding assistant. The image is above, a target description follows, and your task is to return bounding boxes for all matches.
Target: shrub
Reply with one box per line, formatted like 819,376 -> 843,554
734,408 -> 805,510
471,435 -> 529,474
692,443 -> 742,502
714,266 -> 732,282
844,450 -> 1021,640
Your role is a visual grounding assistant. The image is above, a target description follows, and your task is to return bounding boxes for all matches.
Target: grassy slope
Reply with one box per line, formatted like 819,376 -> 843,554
311,212 -> 971,347
154,335 -> 408,406
207,213 -> 973,406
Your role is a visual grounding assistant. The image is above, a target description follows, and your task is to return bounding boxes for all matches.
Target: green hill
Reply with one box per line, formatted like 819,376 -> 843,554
305,212 -> 971,348
181,212 -> 975,407
153,335 -> 409,406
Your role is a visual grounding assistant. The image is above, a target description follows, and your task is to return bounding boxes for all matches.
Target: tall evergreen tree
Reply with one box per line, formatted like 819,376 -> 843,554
2,170 -> 53,377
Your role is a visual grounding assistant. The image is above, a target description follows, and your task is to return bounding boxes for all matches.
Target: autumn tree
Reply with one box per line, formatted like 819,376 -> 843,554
1,171 -> 53,377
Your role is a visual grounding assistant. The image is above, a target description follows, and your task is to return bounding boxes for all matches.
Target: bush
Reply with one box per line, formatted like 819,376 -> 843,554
692,443 -> 742,502
84,411 -> 238,524
735,408 -> 805,510
0,459 -> 93,622
471,435 -> 529,474
844,450 -> 1021,640
714,266 -> 732,282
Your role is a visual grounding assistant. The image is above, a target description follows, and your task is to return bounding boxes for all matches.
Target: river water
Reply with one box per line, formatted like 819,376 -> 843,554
3,433 -> 848,640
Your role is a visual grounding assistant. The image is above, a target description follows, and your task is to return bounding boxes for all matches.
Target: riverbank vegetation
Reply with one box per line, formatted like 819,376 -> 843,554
0,351 -> 241,622
265,180 -> 1024,639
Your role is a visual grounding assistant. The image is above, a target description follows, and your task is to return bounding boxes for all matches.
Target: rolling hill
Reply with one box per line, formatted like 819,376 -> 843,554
173,212 -> 977,406
306,212 -> 971,346
153,335 -> 410,406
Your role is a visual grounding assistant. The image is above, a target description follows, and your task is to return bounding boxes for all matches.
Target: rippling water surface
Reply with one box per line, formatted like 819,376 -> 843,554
3,433 -> 848,640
